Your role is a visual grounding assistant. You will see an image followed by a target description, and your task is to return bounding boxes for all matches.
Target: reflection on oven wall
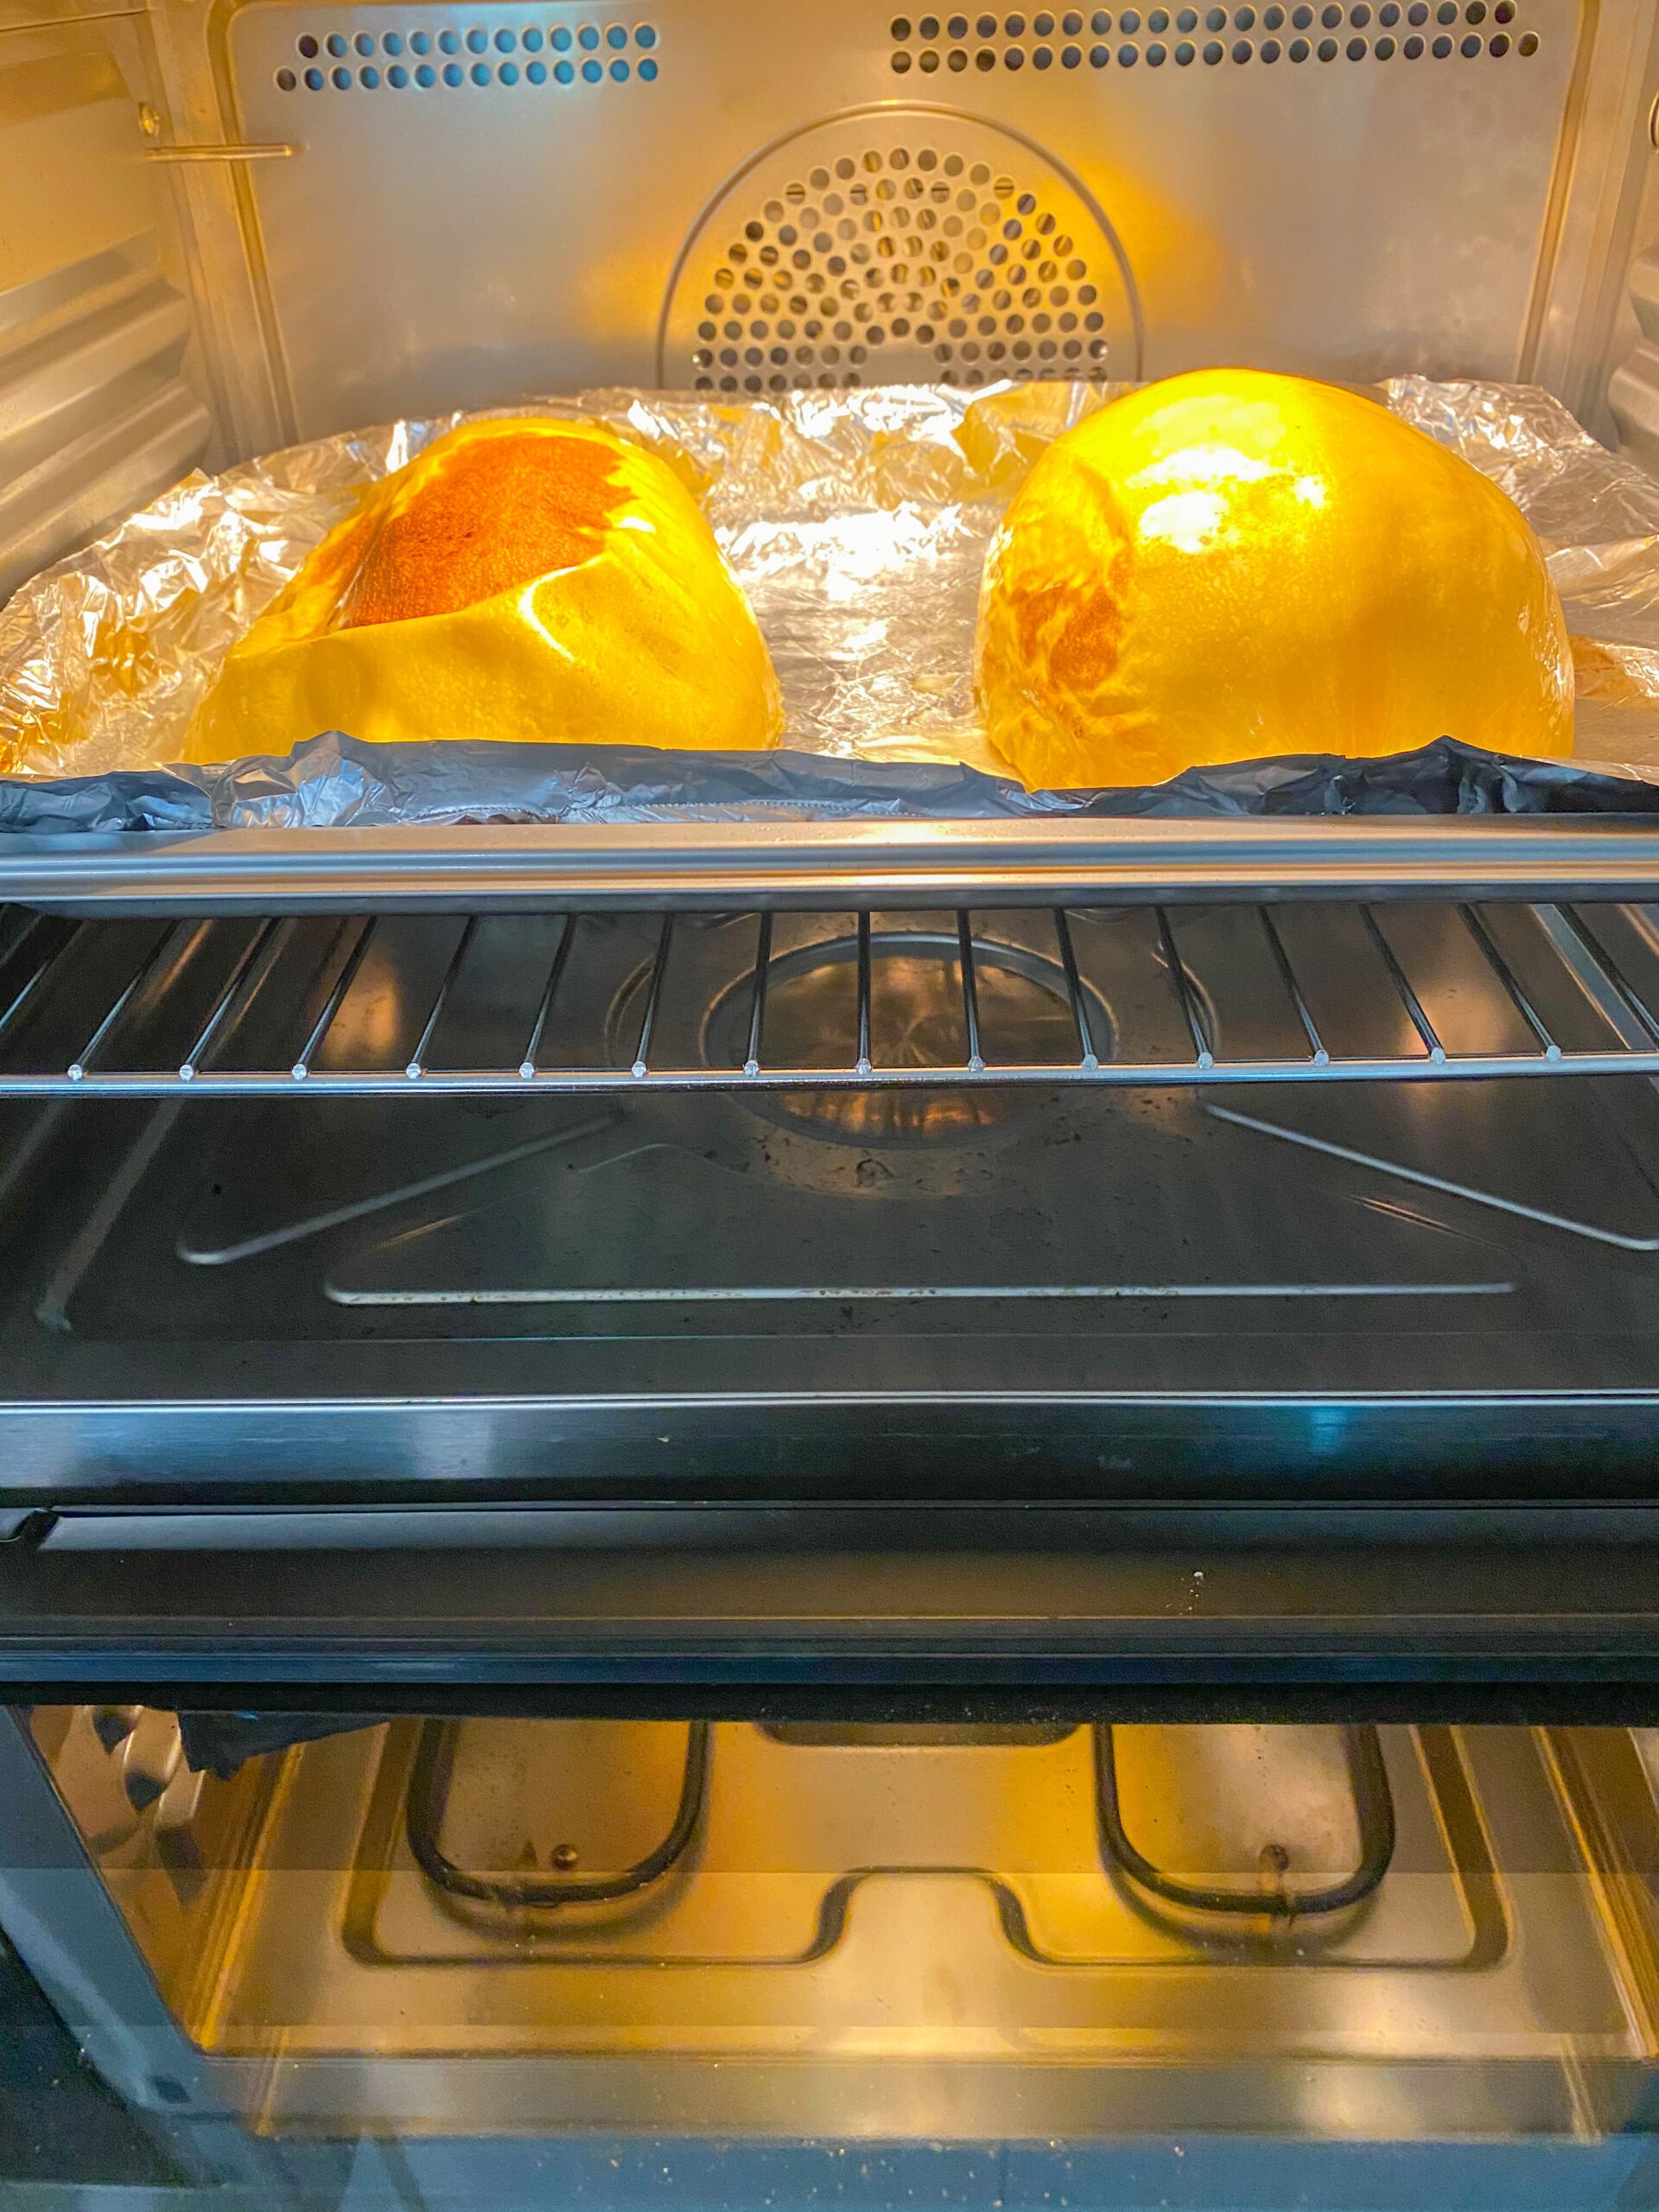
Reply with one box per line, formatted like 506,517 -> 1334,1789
174,0 -> 1603,442
6,0 -> 1656,590
10,1704 -> 1659,2146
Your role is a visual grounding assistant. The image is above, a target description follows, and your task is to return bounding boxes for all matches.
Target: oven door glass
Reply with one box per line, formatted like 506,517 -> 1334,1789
5,1703 -> 1659,2209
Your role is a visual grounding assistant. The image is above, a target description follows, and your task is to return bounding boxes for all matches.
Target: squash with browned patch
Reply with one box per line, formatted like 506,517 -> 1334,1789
975,368 -> 1573,789
187,416 -> 782,763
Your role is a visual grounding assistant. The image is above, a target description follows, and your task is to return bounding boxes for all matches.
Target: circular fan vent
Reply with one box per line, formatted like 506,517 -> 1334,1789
658,105 -> 1142,391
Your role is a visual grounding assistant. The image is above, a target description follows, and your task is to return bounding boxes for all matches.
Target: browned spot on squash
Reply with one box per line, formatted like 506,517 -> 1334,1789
340,432 -> 626,629
1003,465 -> 1133,702
304,500 -> 385,613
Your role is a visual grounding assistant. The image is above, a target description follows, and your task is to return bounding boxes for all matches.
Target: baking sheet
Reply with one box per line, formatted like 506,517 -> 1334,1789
4,377 -> 1659,821
3,730 -> 1654,835
0,381 -> 1103,785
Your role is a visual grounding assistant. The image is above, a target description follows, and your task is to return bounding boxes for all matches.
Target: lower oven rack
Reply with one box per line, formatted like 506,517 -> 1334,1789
1,891 -> 1658,1095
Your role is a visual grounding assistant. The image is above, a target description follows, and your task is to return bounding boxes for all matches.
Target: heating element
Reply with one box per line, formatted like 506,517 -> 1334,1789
12,1707 -> 1652,2146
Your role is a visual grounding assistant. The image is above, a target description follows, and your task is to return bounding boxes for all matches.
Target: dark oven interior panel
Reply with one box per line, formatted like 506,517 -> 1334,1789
3,899 -> 1659,1505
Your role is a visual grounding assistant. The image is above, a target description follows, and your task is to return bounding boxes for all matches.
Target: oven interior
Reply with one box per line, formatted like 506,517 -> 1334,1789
6,0 -> 1659,601
12,0 -> 1659,2187
6,894 -> 1659,1511
10,1703 -> 1659,2159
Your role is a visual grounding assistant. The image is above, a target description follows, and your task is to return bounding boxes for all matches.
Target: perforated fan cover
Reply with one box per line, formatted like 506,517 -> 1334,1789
659,111 -> 1139,392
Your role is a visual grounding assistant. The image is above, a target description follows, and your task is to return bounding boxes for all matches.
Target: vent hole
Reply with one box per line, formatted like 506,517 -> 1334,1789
290,20 -> 658,84
677,141 -> 1116,388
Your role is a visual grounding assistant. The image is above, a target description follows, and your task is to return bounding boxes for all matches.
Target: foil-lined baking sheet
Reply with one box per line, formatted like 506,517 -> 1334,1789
6,731 -> 1650,836
0,382 -> 1106,785
3,376 -> 1659,799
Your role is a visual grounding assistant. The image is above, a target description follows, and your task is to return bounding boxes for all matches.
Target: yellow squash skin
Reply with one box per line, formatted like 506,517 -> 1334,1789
976,368 -> 1573,788
186,416 -> 783,764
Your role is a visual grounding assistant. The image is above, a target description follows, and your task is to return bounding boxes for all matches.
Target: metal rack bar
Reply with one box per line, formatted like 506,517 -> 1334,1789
68,922 -> 205,1084
632,914 -> 675,1077
957,910 -> 984,1073
1053,910 -> 1099,1071
0,1052 -> 1656,1096
178,918 -> 286,1081
745,912 -> 773,1077
1457,904 -> 1560,1059
1360,906 -> 1445,1062
1258,907 -> 1328,1066
1557,905 -> 1659,1043
0,908 -> 46,981
1156,906 -> 1213,1070
855,910 -> 873,1077
519,913 -> 576,1078
6,897 -> 1659,1096
9,815 -> 1659,915
0,918 -> 82,1052
291,918 -> 378,1081
407,917 -> 480,1080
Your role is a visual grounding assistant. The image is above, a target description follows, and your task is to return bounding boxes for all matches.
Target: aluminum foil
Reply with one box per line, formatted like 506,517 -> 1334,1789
4,375 -> 1659,786
0,381 -> 1112,783
3,734 -> 1646,835
1386,376 -> 1659,769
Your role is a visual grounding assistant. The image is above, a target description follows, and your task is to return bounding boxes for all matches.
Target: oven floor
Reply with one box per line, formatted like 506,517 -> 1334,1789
67,1716 -> 1656,2139
49,1084 -> 1543,1333
18,1071 -> 1659,1338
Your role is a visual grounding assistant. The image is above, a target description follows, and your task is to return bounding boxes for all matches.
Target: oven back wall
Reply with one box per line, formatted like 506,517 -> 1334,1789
172,0 -> 1650,444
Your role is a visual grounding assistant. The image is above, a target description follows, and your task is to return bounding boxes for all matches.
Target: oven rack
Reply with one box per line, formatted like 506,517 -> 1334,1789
3,895 -> 1659,1095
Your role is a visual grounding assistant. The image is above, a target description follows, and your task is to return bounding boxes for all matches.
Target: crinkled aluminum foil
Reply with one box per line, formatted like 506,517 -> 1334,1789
3,375 -> 1658,783
1385,376 -> 1659,769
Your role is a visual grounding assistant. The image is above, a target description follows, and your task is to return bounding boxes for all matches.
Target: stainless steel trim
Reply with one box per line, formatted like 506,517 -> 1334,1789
7,1052 -> 1659,1097
143,142 -> 300,162
8,1522 -> 1659,1680
5,817 -> 1659,916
